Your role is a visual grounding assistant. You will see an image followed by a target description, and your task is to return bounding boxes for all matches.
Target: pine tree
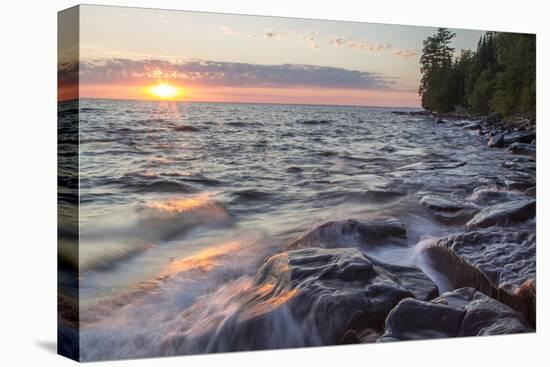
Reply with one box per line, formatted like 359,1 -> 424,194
419,28 -> 456,112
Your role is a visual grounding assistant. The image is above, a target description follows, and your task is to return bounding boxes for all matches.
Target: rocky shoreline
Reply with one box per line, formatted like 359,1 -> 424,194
159,111 -> 536,354
166,215 -> 534,355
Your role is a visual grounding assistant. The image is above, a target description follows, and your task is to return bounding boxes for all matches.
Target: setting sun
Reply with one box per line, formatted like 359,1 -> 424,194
148,83 -> 181,99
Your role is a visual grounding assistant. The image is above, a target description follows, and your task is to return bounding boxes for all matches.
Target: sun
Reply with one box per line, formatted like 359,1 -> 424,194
148,83 -> 181,99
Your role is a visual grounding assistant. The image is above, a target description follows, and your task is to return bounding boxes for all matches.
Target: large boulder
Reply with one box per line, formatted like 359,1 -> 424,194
285,218 -> 407,250
422,230 -> 535,325
379,287 -> 532,341
504,131 -> 536,145
466,199 -> 535,229
165,248 -> 439,353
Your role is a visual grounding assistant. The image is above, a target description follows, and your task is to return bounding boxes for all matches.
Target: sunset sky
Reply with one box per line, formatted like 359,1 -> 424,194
59,5 -> 486,107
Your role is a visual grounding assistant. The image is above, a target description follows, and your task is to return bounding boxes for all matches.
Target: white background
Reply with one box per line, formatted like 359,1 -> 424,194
0,0 -> 547,365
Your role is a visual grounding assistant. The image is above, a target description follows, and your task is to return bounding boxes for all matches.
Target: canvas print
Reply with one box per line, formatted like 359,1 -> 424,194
58,5 -> 536,362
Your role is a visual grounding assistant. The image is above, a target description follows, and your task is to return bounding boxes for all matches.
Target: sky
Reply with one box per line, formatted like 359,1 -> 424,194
59,5 -> 486,107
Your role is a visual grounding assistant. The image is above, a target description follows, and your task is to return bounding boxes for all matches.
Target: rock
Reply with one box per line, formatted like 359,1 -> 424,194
435,118 -> 446,124
420,195 -> 478,224
425,230 -> 535,291
503,131 -> 536,145
285,218 -> 407,251
286,166 -> 303,173
507,142 -> 536,156
170,248 -> 438,352
379,288 -> 532,341
485,112 -> 502,124
463,122 -> 481,130
420,195 -> 463,212
422,230 -> 536,325
469,187 -> 529,206
504,178 -> 536,192
488,134 -> 505,148
410,110 -> 432,117
466,199 -> 535,229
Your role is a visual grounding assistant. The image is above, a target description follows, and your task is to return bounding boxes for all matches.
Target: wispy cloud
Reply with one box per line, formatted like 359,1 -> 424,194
220,26 -> 417,58
328,36 -> 391,52
327,36 -> 417,58
392,48 -> 418,58
221,26 -> 319,49
76,58 -> 396,90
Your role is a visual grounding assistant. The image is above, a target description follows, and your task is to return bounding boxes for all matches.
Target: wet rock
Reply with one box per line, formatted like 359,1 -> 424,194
463,122 -> 481,130
379,288 -> 532,341
425,230 -> 535,291
485,112 -> 502,124
504,131 -> 536,145
423,230 -> 536,325
504,178 -> 536,192
469,187 -> 528,206
410,110 -> 432,117
420,195 -> 463,212
285,218 -> 407,250
507,142 -> 536,156
466,199 -> 535,229
488,134 -> 505,148
431,209 -> 478,225
286,166 -> 303,173
435,118 -> 446,124
173,248 -> 439,352
420,195 -> 478,224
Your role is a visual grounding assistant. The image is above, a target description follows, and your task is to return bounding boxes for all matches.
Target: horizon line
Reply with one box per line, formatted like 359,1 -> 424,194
60,96 -> 422,110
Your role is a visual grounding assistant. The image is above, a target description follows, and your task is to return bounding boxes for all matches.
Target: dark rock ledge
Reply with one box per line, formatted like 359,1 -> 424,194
285,218 -> 407,250
167,247 -> 438,352
379,287 -> 532,342
423,229 -> 536,326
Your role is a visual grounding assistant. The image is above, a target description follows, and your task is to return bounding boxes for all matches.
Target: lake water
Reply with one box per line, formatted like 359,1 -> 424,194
59,99 -> 535,360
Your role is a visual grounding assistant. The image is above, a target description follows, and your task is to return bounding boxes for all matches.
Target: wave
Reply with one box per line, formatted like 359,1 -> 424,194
173,125 -> 200,132
316,189 -> 405,205
80,107 -> 104,112
79,234 -> 275,361
117,177 -> 198,194
230,188 -> 274,201
79,194 -> 233,272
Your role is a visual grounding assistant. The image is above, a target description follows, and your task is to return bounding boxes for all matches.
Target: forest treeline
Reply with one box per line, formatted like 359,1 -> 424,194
419,28 -> 535,119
